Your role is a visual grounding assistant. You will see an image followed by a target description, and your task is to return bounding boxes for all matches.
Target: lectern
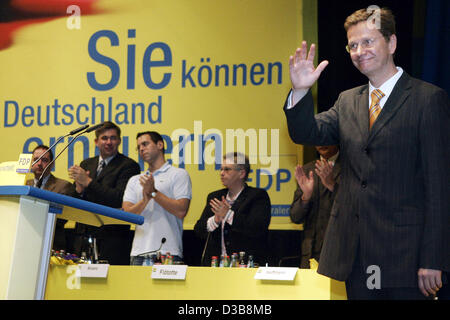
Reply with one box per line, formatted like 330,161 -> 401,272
0,186 -> 144,300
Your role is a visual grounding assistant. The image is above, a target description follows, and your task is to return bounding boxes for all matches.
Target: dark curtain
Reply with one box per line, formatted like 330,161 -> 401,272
422,0 -> 450,95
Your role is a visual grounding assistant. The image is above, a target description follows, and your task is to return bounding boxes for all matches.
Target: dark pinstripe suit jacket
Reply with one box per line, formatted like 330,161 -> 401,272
284,72 -> 450,287
77,153 -> 141,208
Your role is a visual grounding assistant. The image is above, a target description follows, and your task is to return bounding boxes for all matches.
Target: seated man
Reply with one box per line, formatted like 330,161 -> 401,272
26,144 -> 74,250
290,145 -> 340,269
194,152 -> 271,266
122,131 -> 192,265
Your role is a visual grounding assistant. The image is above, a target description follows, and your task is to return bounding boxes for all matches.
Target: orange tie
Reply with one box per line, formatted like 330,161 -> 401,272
369,89 -> 385,129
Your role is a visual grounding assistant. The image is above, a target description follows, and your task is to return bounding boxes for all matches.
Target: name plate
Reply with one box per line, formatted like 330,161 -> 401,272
254,267 -> 298,281
16,153 -> 32,173
151,265 -> 187,280
78,264 -> 109,278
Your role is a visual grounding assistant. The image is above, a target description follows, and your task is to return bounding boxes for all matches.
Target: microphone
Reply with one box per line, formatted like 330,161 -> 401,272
35,123 -> 104,188
137,237 -> 166,257
31,124 -> 90,167
69,124 -> 90,135
84,122 -> 104,133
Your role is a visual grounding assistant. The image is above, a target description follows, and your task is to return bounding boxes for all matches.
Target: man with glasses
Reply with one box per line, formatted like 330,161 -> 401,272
122,131 -> 192,265
69,121 -> 141,265
194,152 -> 271,266
27,145 -> 74,250
283,7 -> 449,299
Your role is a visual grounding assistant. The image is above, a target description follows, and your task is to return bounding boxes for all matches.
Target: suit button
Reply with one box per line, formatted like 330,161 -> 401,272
364,147 -> 369,154
361,181 -> 367,188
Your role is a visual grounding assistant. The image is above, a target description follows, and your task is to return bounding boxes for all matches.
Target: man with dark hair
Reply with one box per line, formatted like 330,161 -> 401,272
194,152 -> 271,266
68,121 -> 141,265
290,145 -> 340,269
283,7 -> 449,299
27,144 -> 73,194
26,144 -> 74,250
122,131 -> 192,265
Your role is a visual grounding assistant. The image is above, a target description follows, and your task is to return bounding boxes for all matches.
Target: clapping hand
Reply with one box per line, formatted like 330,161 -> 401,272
140,172 -> 156,199
294,165 -> 314,201
68,165 -> 91,193
210,196 -> 231,224
315,159 -> 335,191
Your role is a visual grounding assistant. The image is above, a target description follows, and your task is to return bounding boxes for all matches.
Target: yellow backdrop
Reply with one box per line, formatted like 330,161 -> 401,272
0,0 -> 316,230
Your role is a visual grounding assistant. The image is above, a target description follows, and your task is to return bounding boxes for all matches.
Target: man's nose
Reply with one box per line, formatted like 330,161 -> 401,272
354,44 -> 367,56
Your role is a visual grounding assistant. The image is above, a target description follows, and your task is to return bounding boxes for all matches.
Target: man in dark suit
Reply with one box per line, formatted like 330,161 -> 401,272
26,144 -> 74,250
283,7 -> 449,299
69,121 -> 141,265
194,152 -> 271,266
290,145 -> 340,269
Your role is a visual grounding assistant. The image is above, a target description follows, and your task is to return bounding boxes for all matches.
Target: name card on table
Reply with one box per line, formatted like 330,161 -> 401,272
78,264 -> 110,278
151,265 -> 188,280
254,267 -> 298,281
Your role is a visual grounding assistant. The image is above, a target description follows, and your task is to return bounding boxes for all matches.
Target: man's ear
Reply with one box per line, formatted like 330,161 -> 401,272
388,34 -> 397,55
239,168 -> 246,180
157,140 -> 164,151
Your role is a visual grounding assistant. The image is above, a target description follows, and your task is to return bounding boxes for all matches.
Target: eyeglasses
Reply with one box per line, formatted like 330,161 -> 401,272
346,36 -> 382,53
220,166 -> 241,172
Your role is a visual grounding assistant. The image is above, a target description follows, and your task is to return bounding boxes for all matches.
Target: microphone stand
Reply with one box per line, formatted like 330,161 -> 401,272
36,129 -> 88,188
31,124 -> 89,168
201,232 -> 212,267
137,238 -> 166,257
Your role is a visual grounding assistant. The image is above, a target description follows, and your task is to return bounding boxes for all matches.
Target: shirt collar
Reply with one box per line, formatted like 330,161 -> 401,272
226,185 -> 245,204
146,161 -> 171,176
99,154 -> 116,166
35,174 -> 51,188
369,67 -> 403,105
320,151 -> 339,165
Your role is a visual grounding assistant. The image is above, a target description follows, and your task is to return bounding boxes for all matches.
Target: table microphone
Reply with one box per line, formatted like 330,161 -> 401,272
137,237 -> 167,257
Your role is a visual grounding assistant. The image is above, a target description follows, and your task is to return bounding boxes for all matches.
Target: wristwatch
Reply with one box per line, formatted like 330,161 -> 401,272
151,189 -> 158,198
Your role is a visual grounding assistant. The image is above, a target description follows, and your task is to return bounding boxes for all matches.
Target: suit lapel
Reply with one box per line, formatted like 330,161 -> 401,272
45,174 -> 56,191
230,185 -> 248,213
355,86 -> 370,141
332,156 -> 341,182
87,156 -> 100,180
368,73 -> 412,143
